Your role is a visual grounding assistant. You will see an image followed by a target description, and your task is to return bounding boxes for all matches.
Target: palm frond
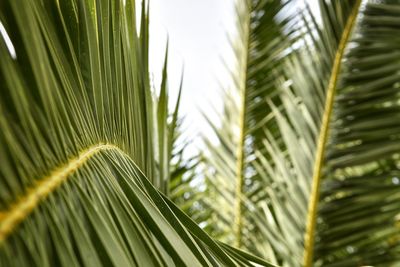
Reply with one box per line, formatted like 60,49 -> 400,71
205,1 -> 302,256
168,118 -> 207,222
0,0 -> 276,266
203,0 -> 400,266
314,1 -> 400,265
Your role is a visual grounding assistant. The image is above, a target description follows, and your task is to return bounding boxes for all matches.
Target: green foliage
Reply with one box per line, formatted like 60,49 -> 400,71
201,0 -> 400,266
2,0 -> 400,266
316,2 -> 400,265
0,0 -> 275,266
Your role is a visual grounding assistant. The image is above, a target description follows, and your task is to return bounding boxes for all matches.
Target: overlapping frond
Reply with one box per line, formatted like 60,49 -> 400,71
0,0 -> 276,266
201,0 -> 302,257
0,144 -> 276,266
203,0 -> 400,266
251,1 -> 358,265
168,119 -> 208,223
315,2 -> 400,265
262,1 -> 400,265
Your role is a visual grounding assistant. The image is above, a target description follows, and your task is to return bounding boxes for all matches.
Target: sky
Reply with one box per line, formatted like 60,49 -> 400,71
147,0 -> 321,151
148,0 -> 236,145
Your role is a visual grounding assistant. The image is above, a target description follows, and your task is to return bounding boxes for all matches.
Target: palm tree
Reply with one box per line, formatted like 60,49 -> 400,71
201,0 -> 400,266
0,0 -> 273,266
1,0 -> 400,266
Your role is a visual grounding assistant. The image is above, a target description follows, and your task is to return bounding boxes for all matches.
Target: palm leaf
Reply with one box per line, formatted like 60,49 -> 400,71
201,0 -> 300,253
203,0 -> 400,266
0,0 -> 275,266
314,1 -> 400,265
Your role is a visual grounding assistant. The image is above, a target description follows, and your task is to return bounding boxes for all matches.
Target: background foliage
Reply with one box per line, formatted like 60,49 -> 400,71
1,0 -> 400,266
200,0 -> 400,266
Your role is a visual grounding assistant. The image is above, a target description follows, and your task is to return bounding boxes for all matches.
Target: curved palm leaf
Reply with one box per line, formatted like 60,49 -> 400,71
314,1 -> 400,265
0,0 -> 275,266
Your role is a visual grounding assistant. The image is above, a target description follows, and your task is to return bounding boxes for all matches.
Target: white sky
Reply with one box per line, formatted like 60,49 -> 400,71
149,0 -> 236,145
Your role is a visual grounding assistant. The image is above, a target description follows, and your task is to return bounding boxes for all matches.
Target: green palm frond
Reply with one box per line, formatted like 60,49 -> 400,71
202,0 -> 400,266
168,118 -> 206,222
201,0 -> 300,253
314,2 -> 400,265
0,0 -> 276,266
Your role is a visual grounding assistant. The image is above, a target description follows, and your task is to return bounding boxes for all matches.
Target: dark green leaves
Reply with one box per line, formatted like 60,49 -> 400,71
316,2 -> 400,265
202,0 -> 400,266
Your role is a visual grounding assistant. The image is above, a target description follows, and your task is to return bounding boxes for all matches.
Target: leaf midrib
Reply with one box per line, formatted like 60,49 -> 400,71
303,1 -> 363,266
0,143 -> 120,243
234,1 -> 252,249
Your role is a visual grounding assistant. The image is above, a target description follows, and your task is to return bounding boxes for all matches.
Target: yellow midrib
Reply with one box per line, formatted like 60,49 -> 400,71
303,1 -> 363,266
234,2 -> 252,249
0,143 -> 119,244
